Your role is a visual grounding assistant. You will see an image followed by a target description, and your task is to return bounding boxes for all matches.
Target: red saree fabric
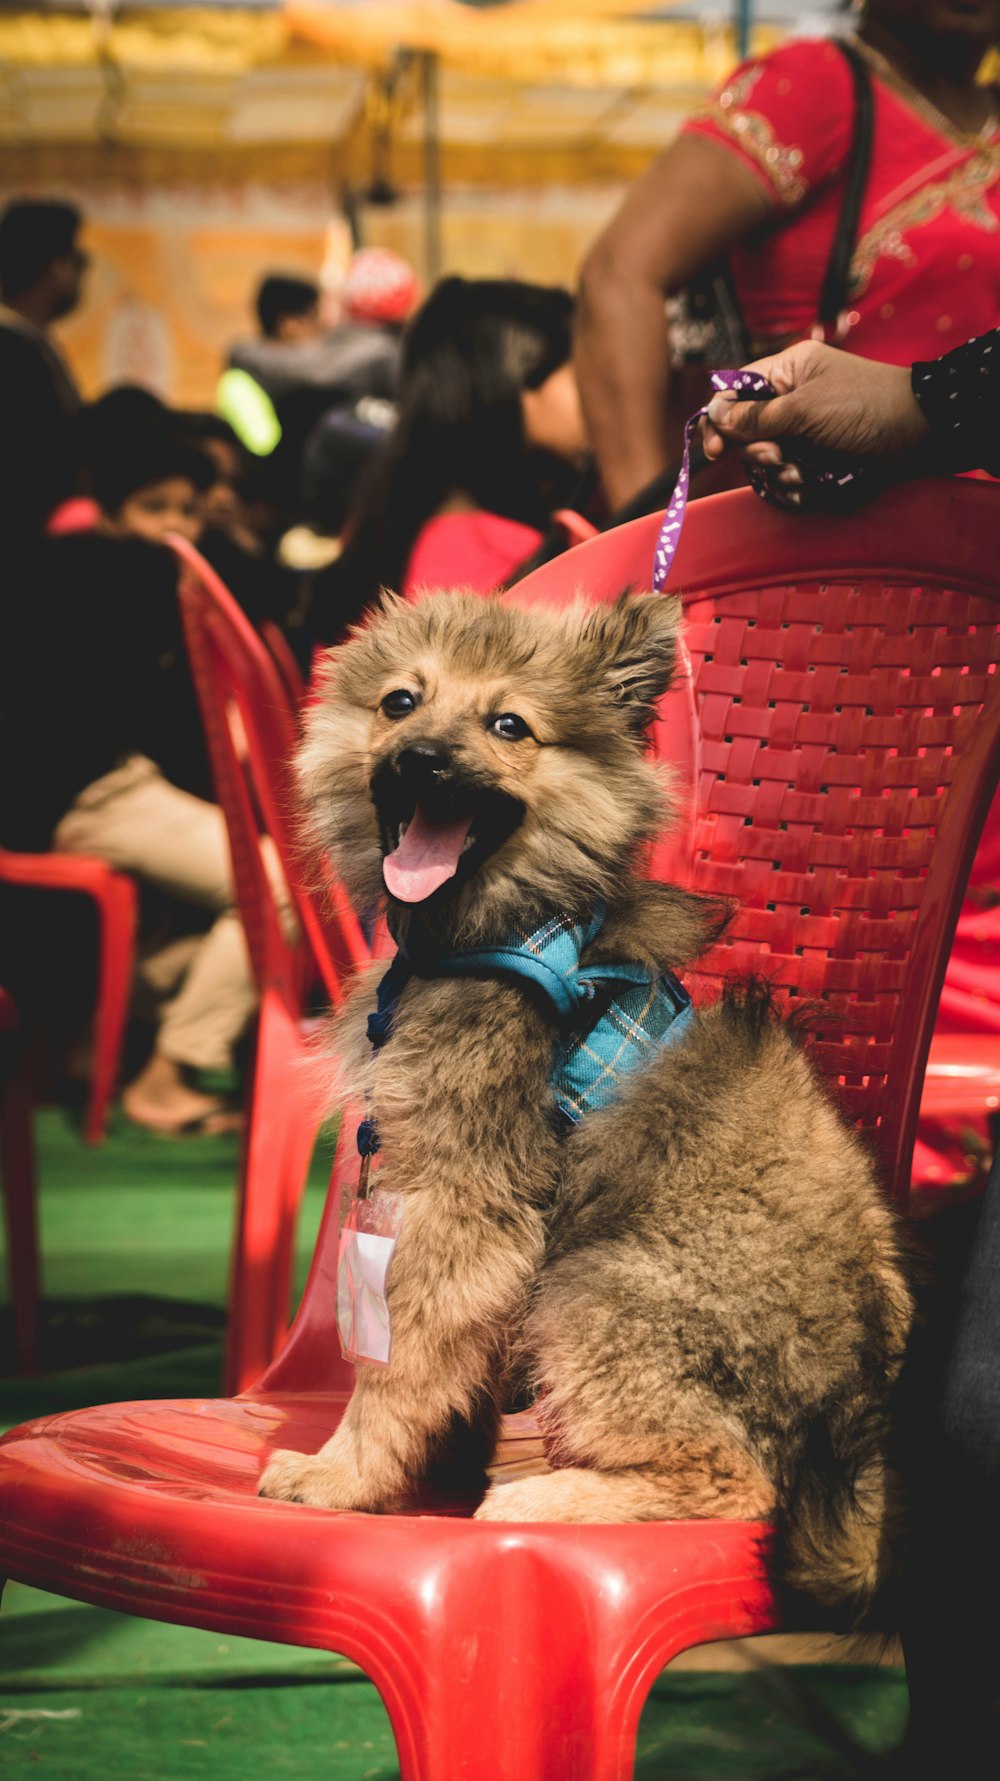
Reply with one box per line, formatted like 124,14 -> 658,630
681,36 -> 1000,366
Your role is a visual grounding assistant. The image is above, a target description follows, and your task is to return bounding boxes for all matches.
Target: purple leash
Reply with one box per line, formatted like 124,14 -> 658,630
651,368 -> 864,593
653,369 -> 775,592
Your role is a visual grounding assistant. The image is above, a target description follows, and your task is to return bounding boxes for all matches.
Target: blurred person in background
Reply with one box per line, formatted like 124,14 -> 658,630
0,197 -> 88,544
1,419 -> 267,1136
176,409 -> 303,646
224,273 -> 323,420
298,390 -> 397,538
309,276 -> 589,646
46,385 -> 165,538
256,272 -> 322,345
221,249 -> 417,551
91,431 -> 209,549
47,391 -> 304,646
223,251 -> 413,439
576,0 -> 1000,515
179,410 -> 259,549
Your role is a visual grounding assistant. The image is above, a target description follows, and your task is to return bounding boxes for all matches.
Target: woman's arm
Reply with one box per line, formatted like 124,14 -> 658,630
575,134 -> 771,513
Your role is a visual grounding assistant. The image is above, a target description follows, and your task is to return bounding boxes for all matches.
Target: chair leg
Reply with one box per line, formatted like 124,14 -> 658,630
376,1542 -> 650,1781
0,1065 -> 40,1374
362,1521 -> 778,1781
224,989 -> 322,1395
84,874 -> 137,1145
396,1664 -> 639,1780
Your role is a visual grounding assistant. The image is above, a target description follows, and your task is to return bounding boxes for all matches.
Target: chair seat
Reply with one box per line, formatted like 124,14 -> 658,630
0,1393 -> 777,1674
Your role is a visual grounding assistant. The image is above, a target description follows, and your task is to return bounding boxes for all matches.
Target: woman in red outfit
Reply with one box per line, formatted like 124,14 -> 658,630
577,0 -> 1000,512
309,278 -> 589,642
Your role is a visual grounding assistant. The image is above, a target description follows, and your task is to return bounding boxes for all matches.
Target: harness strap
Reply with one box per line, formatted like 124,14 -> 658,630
366,950 -> 414,1051
360,904 -> 692,1154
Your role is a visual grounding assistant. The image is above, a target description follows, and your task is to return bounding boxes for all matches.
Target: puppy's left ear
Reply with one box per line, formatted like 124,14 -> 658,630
580,592 -> 682,730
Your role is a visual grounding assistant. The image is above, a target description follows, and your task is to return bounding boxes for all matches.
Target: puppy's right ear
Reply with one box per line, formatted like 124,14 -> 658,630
580,591 -> 681,731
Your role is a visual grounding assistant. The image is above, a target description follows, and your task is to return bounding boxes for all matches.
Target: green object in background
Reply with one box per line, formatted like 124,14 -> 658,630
217,368 -> 282,457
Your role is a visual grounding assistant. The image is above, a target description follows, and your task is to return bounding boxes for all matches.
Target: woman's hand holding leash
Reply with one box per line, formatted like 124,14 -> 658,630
700,340 -> 932,505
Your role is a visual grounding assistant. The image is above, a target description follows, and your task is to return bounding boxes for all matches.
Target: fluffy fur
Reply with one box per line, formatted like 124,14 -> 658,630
261,589 -> 913,1619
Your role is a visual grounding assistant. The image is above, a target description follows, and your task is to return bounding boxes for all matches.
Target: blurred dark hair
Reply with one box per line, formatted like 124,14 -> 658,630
0,198 -> 82,301
301,394 -> 396,535
80,390 -> 235,514
256,274 -> 320,339
89,431 -> 215,517
311,276 -> 575,642
178,410 -> 243,451
176,410 -> 248,483
83,385 -> 169,446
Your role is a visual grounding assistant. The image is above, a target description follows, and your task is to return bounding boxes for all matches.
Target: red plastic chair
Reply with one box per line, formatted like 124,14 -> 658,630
0,481 -> 997,1781
0,983 -> 39,1374
168,537 -> 369,1392
0,850 -> 136,1145
518,483 -> 1000,1197
919,1035 -> 1000,1123
551,508 -> 599,548
912,1032 -> 1000,1198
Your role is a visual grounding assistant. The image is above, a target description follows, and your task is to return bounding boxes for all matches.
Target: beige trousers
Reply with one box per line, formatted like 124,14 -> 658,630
54,754 -> 259,1075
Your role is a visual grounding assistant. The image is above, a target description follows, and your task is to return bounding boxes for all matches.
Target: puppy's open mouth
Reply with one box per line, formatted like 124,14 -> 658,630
383,805 -> 476,903
375,780 -> 523,906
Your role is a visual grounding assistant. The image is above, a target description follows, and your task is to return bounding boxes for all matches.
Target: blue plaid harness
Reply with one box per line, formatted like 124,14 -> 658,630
357,903 -> 692,1160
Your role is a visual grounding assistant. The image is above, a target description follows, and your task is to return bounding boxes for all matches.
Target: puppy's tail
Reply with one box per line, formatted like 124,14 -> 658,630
780,1404 -> 902,1629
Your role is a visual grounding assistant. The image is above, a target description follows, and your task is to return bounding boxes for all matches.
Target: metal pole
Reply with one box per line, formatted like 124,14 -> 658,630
422,50 -> 443,286
736,0 -> 752,60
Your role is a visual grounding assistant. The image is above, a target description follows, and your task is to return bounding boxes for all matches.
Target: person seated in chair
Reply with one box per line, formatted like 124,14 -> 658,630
1,427 -> 272,1136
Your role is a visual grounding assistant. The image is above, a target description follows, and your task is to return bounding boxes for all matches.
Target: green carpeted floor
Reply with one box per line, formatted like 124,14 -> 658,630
0,1109 -> 909,1778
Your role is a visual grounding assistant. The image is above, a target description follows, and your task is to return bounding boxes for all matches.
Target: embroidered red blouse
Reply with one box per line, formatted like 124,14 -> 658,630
680,37 -> 1000,366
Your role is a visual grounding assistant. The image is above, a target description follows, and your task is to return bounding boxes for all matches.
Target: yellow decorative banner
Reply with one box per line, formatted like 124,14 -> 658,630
0,10 -> 289,73
284,1 -> 778,85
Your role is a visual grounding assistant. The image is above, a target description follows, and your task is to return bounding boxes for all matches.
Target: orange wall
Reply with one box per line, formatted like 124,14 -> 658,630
6,164 -> 621,410
55,215 -> 330,408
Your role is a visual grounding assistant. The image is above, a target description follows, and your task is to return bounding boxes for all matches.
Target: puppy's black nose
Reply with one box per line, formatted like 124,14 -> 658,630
394,742 -> 454,790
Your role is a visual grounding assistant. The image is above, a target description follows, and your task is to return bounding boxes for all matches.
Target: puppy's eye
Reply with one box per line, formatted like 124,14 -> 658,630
381,689 -> 419,719
490,712 -> 532,742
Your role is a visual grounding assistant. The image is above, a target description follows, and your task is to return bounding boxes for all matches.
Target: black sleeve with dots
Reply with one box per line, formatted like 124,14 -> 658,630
910,329 -> 1000,476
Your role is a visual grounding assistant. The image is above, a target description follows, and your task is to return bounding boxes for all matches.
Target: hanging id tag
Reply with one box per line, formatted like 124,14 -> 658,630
335,1111 -> 404,1368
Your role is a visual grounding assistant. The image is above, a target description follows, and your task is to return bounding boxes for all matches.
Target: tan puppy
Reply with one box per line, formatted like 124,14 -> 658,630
259,590 -> 912,1617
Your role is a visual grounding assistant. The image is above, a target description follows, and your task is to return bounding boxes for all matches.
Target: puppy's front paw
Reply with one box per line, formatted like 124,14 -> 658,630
258,1447 -> 364,1510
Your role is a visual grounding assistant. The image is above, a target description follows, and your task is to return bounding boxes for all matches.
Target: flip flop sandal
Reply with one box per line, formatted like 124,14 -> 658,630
123,1106 -> 245,1140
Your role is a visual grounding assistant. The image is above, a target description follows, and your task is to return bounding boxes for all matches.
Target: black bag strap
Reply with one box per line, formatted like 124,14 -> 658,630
599,36 -> 877,531
817,38 -> 874,328
510,35 -> 878,557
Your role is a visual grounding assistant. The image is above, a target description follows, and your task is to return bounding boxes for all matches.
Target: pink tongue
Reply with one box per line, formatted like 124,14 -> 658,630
383,804 -> 473,903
